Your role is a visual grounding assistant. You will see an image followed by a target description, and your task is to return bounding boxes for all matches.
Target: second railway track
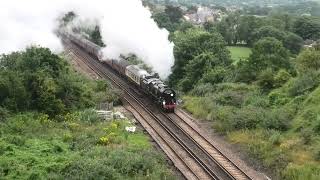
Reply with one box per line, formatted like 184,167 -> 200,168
64,40 -> 253,180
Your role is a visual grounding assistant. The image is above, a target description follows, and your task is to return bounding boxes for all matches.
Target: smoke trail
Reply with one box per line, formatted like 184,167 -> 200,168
0,0 -> 174,78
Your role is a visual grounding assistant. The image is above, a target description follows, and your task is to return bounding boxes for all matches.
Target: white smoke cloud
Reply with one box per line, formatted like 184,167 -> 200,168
0,0 -> 174,78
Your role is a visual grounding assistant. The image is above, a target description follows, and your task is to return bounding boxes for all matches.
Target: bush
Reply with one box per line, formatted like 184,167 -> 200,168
256,69 -> 292,91
268,90 -> 290,106
261,108 -> 292,131
256,68 -> 276,90
217,92 -> 245,108
190,83 -> 215,96
78,109 -> 100,123
213,106 -> 266,132
274,69 -> 292,87
288,71 -> 320,96
269,131 -> 282,145
295,49 -> 320,74
282,163 -> 320,180
182,96 -> 213,119
213,83 -> 260,107
200,66 -> 227,84
244,94 -> 270,108
0,107 -> 9,122
301,128 -> 313,145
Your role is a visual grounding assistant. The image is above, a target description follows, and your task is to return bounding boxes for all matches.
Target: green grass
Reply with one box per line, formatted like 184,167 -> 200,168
0,112 -> 176,179
227,46 -> 252,63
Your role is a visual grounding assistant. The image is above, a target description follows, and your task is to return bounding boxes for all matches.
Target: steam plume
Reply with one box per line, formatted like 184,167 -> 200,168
0,0 -> 174,78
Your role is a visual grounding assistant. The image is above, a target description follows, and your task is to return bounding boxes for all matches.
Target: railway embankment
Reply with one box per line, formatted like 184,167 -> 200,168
0,46 -> 176,179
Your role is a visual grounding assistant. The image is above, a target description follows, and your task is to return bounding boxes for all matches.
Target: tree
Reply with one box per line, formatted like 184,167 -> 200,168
176,21 -> 193,32
263,17 -> 286,31
295,49 -> 320,75
164,5 -> 183,23
152,5 -> 184,33
252,26 -> 303,54
169,28 -> 231,86
284,32 -> 303,54
152,12 -> 177,32
217,13 -> 241,45
90,26 -> 105,47
252,26 -> 286,44
267,13 -> 294,31
0,71 -> 29,111
241,37 -> 290,82
180,52 -> 230,91
237,15 -> 264,45
60,11 -> 77,27
293,16 -> 320,40
0,47 -> 97,116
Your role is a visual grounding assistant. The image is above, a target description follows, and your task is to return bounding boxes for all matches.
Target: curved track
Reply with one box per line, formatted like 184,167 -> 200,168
64,40 -> 253,180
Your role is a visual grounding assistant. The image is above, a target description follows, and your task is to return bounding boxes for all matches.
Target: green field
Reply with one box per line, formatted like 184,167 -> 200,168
227,46 -> 252,63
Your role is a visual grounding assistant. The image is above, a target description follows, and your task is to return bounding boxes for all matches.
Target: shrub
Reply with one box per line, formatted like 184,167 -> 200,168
200,66 -> 227,85
244,94 -> 270,108
212,83 -> 260,107
274,69 -> 292,87
182,96 -> 213,119
78,109 -> 100,123
4,135 -> 26,146
268,90 -> 290,106
261,108 -> 292,131
214,91 -> 247,107
301,128 -> 313,145
314,144 -> 320,161
256,68 -> 276,90
282,163 -> 320,180
0,107 -> 9,122
214,82 -> 258,93
313,115 -> 320,134
244,131 -> 289,172
213,106 -> 266,131
288,71 -> 320,96
190,83 -> 215,96
268,131 -> 282,145
295,49 -> 320,74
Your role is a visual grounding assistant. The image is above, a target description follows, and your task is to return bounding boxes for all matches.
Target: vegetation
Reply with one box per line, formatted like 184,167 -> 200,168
0,47 -> 116,117
168,28 -> 231,88
152,5 -> 184,33
0,47 -> 174,179
0,112 -> 175,179
161,4 -> 320,178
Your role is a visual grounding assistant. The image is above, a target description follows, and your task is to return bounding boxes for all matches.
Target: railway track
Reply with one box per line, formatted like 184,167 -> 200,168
64,40 -> 254,180
165,112 -> 252,180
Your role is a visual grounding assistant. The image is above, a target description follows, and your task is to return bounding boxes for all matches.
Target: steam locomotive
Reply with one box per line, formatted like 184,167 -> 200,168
62,31 -> 176,112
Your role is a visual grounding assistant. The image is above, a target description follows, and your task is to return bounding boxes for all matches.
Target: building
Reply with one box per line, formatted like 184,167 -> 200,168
183,6 -> 223,25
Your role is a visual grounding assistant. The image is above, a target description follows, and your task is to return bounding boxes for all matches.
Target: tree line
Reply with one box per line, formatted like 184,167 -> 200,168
0,47 -> 116,118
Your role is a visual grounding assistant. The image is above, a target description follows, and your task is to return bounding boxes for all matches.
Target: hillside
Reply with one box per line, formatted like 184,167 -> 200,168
0,47 -> 175,179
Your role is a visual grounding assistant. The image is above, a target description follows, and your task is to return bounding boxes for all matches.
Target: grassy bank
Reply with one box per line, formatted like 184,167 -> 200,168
0,111 -> 175,179
182,81 -> 320,179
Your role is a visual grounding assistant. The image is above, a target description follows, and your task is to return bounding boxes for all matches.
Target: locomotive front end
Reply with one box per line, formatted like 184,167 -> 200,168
162,89 -> 176,113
